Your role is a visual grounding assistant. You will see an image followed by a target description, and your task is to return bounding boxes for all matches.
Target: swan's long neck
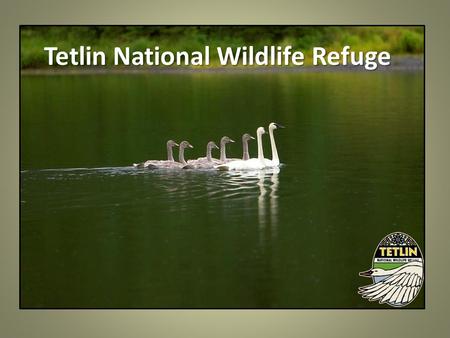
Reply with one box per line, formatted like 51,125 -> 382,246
206,145 -> 212,162
257,131 -> 264,161
220,142 -> 227,162
269,128 -> 279,165
179,147 -> 187,165
167,144 -> 174,162
242,139 -> 250,160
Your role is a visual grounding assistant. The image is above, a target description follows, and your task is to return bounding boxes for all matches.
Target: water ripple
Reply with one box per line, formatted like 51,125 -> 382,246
21,166 -> 281,203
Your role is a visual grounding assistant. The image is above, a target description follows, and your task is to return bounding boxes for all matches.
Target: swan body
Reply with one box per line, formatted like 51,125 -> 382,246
222,158 -> 265,170
358,262 -> 423,306
133,140 -> 178,168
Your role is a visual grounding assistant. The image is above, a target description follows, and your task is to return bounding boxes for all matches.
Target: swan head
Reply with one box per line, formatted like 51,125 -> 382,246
269,122 -> 285,130
257,127 -> 266,135
242,133 -> 255,141
207,141 -> 219,150
167,140 -> 179,147
179,141 -> 194,149
220,136 -> 235,145
359,268 -> 388,277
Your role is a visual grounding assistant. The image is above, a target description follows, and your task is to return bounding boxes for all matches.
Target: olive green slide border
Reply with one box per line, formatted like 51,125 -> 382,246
1,0 -> 449,337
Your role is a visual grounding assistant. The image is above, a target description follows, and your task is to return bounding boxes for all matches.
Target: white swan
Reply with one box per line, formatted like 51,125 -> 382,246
216,127 -> 267,170
263,122 -> 284,167
133,140 -> 178,168
358,262 -> 423,306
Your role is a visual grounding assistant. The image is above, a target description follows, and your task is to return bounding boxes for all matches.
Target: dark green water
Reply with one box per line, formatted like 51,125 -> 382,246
21,71 -> 424,308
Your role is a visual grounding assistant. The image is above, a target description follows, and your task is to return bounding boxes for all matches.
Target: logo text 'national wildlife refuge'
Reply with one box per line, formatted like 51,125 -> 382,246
358,232 -> 423,307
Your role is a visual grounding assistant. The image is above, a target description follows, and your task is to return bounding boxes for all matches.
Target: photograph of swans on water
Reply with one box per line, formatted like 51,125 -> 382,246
133,123 -> 284,170
20,26 -> 424,309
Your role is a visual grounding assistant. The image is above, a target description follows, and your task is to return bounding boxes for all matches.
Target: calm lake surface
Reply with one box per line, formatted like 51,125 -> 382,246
21,70 -> 424,308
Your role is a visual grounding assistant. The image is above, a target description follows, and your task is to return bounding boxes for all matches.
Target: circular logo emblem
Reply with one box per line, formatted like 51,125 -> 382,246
358,232 -> 424,307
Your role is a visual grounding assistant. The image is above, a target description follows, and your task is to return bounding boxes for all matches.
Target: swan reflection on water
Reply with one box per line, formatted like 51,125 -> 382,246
225,167 -> 280,245
133,166 -> 281,245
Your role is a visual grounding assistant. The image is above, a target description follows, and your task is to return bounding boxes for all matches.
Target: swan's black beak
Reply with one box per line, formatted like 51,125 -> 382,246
275,123 -> 285,129
359,269 -> 373,277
